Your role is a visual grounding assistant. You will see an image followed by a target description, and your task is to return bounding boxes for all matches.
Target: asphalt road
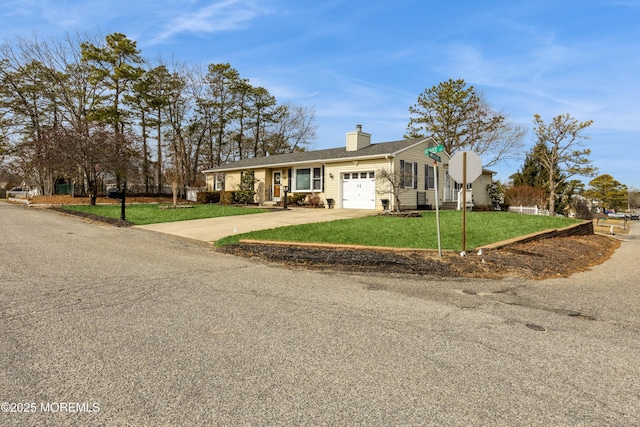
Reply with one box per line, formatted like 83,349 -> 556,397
1,201 -> 639,426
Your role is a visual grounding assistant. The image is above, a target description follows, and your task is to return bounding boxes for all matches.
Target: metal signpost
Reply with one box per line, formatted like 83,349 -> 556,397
448,151 -> 482,255
425,146 -> 444,256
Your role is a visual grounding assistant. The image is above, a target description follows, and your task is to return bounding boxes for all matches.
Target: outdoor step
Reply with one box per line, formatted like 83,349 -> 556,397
440,202 -> 458,210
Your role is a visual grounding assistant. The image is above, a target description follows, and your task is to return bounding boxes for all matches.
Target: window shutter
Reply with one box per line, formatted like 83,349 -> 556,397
400,160 -> 405,188
413,162 -> 418,189
424,165 -> 429,190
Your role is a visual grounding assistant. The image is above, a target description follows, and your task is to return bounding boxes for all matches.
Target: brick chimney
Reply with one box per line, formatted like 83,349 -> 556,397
346,124 -> 371,151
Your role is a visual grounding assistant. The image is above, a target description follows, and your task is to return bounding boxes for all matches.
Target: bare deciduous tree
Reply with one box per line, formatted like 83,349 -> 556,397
376,167 -> 412,212
533,113 -> 597,215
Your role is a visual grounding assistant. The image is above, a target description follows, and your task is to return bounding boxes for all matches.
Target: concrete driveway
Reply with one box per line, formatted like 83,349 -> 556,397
135,207 -> 376,242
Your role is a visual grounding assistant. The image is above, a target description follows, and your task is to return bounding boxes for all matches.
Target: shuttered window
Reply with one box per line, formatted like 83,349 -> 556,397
425,165 -> 436,190
401,160 -> 417,189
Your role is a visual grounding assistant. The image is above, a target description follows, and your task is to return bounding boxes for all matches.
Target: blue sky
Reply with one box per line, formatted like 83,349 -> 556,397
2,0 -> 639,188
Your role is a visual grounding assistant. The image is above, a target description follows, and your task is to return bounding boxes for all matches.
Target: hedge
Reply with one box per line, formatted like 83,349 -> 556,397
196,191 -> 221,204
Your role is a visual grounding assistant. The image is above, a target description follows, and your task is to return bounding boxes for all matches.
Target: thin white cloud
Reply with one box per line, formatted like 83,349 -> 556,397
0,1 -> 25,18
609,0 -> 640,9
151,0 -> 271,43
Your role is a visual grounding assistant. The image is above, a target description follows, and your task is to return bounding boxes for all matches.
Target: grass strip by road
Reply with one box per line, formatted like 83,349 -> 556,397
216,211 -> 580,250
61,204 -> 269,225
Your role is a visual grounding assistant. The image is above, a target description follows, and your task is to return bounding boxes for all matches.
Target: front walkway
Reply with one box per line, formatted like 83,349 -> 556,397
135,208 -> 376,243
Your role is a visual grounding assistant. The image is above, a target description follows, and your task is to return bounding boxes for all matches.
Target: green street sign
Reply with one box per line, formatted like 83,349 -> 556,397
427,152 -> 441,162
425,145 -> 444,155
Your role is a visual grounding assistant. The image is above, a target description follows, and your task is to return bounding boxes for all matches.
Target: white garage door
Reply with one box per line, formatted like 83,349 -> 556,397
342,171 -> 376,209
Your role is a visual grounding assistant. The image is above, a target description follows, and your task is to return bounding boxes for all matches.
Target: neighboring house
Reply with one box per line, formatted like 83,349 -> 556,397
202,126 -> 494,211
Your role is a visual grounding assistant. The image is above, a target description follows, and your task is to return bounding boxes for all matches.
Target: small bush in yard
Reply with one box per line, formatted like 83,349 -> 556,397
280,193 -> 306,206
220,191 -> 235,205
307,194 -> 324,208
235,173 -> 258,204
572,198 -> 593,220
197,191 -> 221,204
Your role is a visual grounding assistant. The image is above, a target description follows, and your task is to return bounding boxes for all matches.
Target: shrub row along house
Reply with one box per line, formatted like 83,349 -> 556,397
202,126 -> 494,211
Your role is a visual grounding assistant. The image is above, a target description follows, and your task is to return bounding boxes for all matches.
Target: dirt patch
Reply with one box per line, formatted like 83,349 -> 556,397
218,234 -> 620,280
49,207 -> 134,227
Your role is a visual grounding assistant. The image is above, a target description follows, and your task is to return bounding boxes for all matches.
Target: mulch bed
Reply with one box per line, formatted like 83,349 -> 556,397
48,207 -> 134,227
219,234 -> 620,280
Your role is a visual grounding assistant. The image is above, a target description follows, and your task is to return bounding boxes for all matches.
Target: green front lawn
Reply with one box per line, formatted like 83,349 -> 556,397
62,204 -> 269,225
216,211 -> 581,250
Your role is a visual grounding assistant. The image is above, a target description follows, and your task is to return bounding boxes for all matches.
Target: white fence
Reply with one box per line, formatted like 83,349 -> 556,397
186,188 -> 202,202
457,189 -> 474,210
7,188 -> 41,199
508,205 -> 550,216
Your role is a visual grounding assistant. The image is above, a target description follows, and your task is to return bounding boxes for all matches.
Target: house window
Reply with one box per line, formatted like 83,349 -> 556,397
240,171 -> 256,190
313,167 -> 322,190
295,169 -> 310,191
425,165 -> 436,190
454,182 -> 472,190
240,171 -> 255,180
214,173 -> 225,191
400,160 -> 417,189
295,167 -> 322,191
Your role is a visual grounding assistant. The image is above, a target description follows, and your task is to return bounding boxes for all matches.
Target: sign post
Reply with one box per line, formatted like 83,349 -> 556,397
448,151 -> 482,255
425,145 -> 444,256
462,153 -> 467,253
433,160 -> 442,257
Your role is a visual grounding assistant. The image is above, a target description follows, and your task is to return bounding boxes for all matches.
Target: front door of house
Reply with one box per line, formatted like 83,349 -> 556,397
272,171 -> 282,201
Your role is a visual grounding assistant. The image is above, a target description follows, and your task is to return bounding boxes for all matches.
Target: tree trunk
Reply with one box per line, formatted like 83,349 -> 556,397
172,181 -> 178,208
156,110 -> 163,193
548,171 -> 556,216
89,184 -> 98,206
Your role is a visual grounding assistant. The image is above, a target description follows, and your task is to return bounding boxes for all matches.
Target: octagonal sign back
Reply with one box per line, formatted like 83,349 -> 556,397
448,151 -> 482,183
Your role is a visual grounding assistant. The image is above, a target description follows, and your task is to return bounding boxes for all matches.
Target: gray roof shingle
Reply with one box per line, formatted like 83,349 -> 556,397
204,138 -> 429,172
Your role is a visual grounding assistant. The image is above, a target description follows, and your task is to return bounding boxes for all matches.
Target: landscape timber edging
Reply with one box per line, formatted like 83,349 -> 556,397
237,239 -> 454,254
477,220 -> 594,250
